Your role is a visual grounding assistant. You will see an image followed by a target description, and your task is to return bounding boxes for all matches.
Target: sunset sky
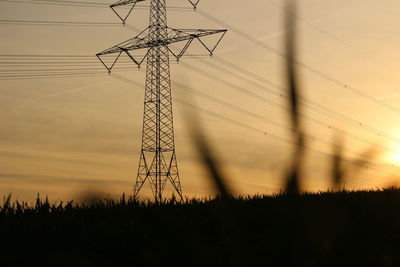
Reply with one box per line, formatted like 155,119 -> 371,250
1,0 -> 400,201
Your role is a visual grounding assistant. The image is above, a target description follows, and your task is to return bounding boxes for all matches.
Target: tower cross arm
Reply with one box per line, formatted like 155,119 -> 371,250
96,27 -> 151,56
110,0 -> 146,8
97,27 -> 227,58
109,0 -> 200,10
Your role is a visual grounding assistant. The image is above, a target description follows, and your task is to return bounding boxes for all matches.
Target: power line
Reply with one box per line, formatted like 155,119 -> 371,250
3,4 -> 398,144
0,58 -> 391,157
170,79 -> 366,158
0,61 -> 137,64
179,59 -> 390,153
175,99 -> 399,177
0,0 -> 192,10
0,0 -> 113,8
0,19 -> 122,26
111,73 -> 399,178
0,67 -> 145,79
2,52 -> 397,155
0,54 -> 97,57
12,50 -> 397,147
120,25 -> 400,153
2,52 -> 397,157
112,62 -> 396,171
2,60 -> 397,171
264,0 -> 400,75
172,66 -> 400,169
0,54 -> 210,59
119,22 -> 400,151
0,67 -> 140,72
0,72 -> 105,79
205,56 -> 400,144
4,67 -> 396,174
196,8 -> 400,115
178,60 -> 400,151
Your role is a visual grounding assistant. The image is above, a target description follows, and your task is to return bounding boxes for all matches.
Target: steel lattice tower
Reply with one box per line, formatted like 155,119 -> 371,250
97,0 -> 226,202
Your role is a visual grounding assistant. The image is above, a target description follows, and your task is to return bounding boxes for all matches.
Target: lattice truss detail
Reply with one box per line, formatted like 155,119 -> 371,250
97,27 -> 226,71
97,0 -> 226,202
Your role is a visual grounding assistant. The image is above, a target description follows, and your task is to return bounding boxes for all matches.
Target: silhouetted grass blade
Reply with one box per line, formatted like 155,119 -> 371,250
331,134 -> 345,191
284,0 -> 304,195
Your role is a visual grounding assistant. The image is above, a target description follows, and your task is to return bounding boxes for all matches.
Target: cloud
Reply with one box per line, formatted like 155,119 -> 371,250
0,147 -> 114,166
21,81 -> 109,104
0,173 -> 130,187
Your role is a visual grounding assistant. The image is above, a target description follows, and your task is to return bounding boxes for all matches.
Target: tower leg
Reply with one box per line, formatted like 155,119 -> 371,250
133,151 -> 149,199
167,151 -> 183,199
134,150 -> 182,202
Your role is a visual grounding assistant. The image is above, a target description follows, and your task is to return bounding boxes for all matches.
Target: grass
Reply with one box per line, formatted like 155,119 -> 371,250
1,189 -> 400,266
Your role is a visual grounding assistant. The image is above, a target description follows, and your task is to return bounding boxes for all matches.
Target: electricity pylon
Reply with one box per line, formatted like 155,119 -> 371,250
97,0 -> 226,202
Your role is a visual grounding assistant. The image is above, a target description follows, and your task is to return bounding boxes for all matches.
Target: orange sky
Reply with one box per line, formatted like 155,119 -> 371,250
1,0 -> 400,201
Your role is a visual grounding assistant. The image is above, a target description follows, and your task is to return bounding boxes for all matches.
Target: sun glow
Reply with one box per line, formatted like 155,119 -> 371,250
385,146 -> 400,166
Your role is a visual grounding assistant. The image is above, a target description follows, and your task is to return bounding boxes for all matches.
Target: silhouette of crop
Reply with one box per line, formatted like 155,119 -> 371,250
1,190 -> 400,266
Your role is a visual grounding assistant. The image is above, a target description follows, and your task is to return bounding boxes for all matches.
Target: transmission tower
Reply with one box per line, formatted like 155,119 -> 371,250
97,0 -> 226,202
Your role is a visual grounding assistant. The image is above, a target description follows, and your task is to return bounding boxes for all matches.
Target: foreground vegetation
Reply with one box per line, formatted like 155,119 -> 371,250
1,189 -> 400,266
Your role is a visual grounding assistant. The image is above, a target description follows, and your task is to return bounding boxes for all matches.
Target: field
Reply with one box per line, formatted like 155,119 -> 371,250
1,189 -> 400,267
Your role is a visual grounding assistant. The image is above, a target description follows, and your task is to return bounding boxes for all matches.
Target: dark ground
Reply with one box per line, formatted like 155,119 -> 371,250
1,189 -> 400,267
